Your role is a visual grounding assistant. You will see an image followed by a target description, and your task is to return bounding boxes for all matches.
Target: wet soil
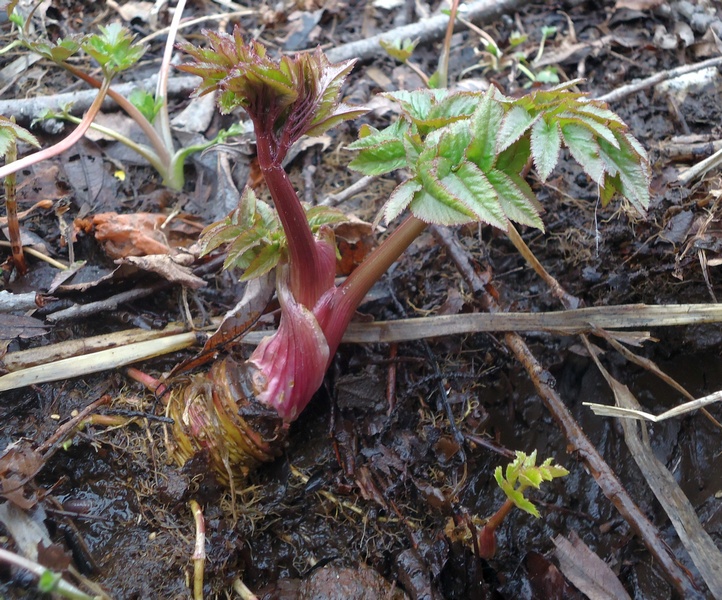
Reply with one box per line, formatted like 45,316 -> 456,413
2,1 -> 722,599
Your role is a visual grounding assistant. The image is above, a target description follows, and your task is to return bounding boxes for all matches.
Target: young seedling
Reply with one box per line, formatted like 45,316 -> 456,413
6,0 -> 233,190
160,32 -> 648,485
477,450 -> 569,558
0,117 -> 39,275
0,22 -> 144,182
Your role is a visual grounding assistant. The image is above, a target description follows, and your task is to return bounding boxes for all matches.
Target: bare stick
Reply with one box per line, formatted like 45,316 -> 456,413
0,76 -> 201,124
595,55 -> 722,104
326,0 -> 525,63
584,388 -> 722,422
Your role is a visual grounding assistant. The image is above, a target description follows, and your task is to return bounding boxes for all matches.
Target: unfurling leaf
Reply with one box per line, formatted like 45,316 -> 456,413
380,37 -> 419,63
129,89 -> 163,123
30,36 -> 84,63
179,29 -> 367,160
199,186 -> 349,281
83,23 -> 145,75
493,450 -> 568,519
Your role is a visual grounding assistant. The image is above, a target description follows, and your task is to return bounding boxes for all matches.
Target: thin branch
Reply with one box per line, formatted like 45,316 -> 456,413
595,55 -> 722,104
326,0 -> 526,63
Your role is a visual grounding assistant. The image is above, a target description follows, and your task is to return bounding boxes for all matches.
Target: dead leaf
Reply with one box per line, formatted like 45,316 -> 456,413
553,531 -> 632,600
333,216 -> 374,276
0,442 -> 43,509
81,212 -> 201,260
119,254 -> 206,289
108,0 -> 154,22
524,551 -> 573,600
0,503 -> 51,562
0,314 -> 47,341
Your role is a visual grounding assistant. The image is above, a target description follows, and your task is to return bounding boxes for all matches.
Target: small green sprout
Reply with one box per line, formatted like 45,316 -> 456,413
477,450 -> 568,558
494,450 -> 569,518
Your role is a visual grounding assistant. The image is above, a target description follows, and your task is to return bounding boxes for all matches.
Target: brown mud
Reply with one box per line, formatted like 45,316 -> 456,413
1,1 -> 721,598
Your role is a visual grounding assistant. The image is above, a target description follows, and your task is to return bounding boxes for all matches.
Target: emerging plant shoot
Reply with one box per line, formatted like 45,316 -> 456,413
167,30 -> 649,484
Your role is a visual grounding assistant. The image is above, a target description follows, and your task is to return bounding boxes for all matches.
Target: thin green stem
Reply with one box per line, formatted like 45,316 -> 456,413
0,78 -> 111,180
59,114 -> 166,177
155,0 -> 187,153
63,64 -> 172,167
0,547 -> 97,600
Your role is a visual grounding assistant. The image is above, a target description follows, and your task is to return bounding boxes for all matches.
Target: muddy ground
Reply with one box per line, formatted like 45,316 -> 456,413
1,0 -> 722,598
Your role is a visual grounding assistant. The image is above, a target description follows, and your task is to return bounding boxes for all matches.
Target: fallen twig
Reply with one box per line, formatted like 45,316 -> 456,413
0,76 -> 201,124
3,302 -> 722,390
327,0 -> 524,63
678,145 -> 722,185
584,388 -> 722,422
595,55 -> 722,104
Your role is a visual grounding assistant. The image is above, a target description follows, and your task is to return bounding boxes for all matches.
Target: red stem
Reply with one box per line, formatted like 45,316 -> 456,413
64,64 -> 171,165
485,498 -> 514,531
319,215 -> 428,355
0,79 -> 111,180
254,136 -> 327,308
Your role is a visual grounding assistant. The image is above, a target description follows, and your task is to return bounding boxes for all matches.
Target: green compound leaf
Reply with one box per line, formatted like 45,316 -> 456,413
493,450 -> 568,519
436,121 -> 471,167
597,131 -> 650,212
240,241 -> 282,281
385,179 -> 421,223
497,105 -> 536,153
201,187 -> 351,281
83,23 -> 145,74
467,87 -> 505,172
530,117 -> 561,182
486,169 -> 544,230
349,85 -> 650,231
347,120 -> 410,175
437,161 -> 507,229
560,122 -> 605,183
414,159 -> 477,224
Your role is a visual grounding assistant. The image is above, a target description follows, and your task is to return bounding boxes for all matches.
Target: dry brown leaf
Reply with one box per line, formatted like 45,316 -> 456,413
553,531 -> 631,600
120,254 -> 206,289
81,212 -> 201,260
0,314 -> 47,341
108,0 -> 154,22
0,443 -> 43,509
